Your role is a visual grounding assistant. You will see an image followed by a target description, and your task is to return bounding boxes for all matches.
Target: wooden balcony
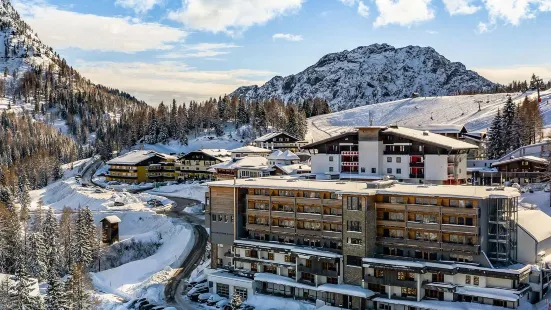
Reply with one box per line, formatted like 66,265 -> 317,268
323,231 -> 342,239
377,220 -> 406,228
441,242 -> 479,254
322,199 -> 342,207
376,236 -> 407,246
375,203 -> 405,211
441,224 -> 478,234
246,223 -> 270,231
322,214 -> 342,223
441,207 -> 478,216
247,194 -> 270,201
247,209 -> 269,216
406,239 -> 441,249
406,222 -> 440,230
407,204 -> 440,213
271,196 -> 296,203
271,226 -> 296,234
364,275 -> 386,285
296,197 -> 321,205
296,212 -> 322,221
297,228 -> 322,237
298,265 -> 338,278
271,210 -> 295,218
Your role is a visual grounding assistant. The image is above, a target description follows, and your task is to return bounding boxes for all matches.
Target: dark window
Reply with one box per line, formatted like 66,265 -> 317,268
387,168 -> 392,174
329,156 -> 333,162
347,196 -> 362,210
346,255 -> 362,267
397,168 -> 402,174
387,157 -> 392,162
361,167 -> 366,173
372,168 -> 376,173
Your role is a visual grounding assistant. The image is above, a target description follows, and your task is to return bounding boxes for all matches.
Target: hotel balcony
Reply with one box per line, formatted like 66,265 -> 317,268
322,199 -> 342,207
296,197 -> 321,205
440,224 -> 478,234
377,220 -> 406,228
406,221 -> 440,230
296,212 -> 322,221
247,194 -> 270,201
323,231 -> 342,239
409,173 -> 425,179
271,226 -> 295,234
246,223 -> 270,231
409,162 -> 425,167
296,228 -> 322,237
441,242 -> 479,253
375,203 -> 406,211
247,208 -> 270,216
297,265 -> 338,278
407,204 -> 440,213
441,207 -> 478,216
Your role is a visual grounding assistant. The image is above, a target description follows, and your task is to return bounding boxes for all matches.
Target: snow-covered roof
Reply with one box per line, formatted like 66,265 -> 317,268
275,164 -> 311,175
268,150 -> 300,161
211,157 -> 271,171
382,126 -> 477,150
455,285 -> 520,302
415,124 -> 467,134
208,176 -> 521,199
208,271 -> 254,284
102,215 -> 122,224
231,145 -> 272,153
234,239 -> 342,258
199,149 -> 232,161
254,273 -> 316,290
491,156 -> 549,167
518,210 -> 551,242
372,297 -> 512,310
255,132 -> 298,142
317,283 -> 374,298
107,150 -> 173,165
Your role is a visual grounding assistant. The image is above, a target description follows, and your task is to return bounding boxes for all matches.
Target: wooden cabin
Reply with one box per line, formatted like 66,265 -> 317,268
101,215 -> 121,244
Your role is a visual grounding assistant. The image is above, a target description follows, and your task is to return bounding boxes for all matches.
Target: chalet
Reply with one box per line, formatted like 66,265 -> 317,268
267,150 -> 300,166
491,156 -> 549,184
210,156 -> 273,180
230,146 -> 272,158
254,132 -> 308,151
177,149 -> 231,180
303,126 -> 477,184
106,150 -> 177,184
416,124 -> 486,159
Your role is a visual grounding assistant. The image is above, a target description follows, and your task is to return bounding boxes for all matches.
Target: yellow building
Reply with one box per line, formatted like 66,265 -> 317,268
106,150 -> 177,184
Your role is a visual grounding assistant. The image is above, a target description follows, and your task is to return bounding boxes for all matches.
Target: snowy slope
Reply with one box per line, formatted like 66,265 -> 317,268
306,89 -> 551,142
231,44 -> 496,111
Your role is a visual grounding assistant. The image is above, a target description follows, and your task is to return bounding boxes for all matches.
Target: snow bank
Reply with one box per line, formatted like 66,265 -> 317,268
148,182 -> 208,203
245,294 -> 315,310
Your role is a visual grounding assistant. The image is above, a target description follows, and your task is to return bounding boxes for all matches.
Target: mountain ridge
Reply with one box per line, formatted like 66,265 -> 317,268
231,43 -> 497,111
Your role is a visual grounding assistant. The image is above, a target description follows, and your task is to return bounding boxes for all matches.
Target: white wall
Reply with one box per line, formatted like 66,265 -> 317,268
311,154 -> 340,174
425,155 -> 448,181
456,154 -> 468,180
517,227 -> 537,264
359,141 -> 382,175
382,155 -> 409,179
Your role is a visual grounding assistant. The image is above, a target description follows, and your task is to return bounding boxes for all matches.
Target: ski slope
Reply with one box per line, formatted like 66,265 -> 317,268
306,90 -> 551,142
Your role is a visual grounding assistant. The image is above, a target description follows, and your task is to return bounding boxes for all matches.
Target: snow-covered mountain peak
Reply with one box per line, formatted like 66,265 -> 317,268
231,43 -> 496,111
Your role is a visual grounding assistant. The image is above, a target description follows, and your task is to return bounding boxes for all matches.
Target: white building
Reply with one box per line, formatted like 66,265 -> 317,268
268,150 -> 300,166
230,146 -> 272,159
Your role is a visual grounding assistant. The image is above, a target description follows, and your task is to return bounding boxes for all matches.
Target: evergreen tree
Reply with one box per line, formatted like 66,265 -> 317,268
501,96 -> 516,152
18,176 -> 31,223
0,275 -> 11,309
10,254 -> 36,310
237,100 -> 248,126
45,254 -> 68,310
66,264 -> 92,310
27,232 -> 46,282
169,99 -> 178,139
59,207 -> 73,275
42,209 -> 60,280
487,109 -> 505,159
73,207 -> 97,269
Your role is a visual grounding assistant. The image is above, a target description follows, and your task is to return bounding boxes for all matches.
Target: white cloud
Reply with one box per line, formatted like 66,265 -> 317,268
115,0 -> 162,14
426,30 -> 438,34
474,64 -> 551,84
477,21 -> 491,33
442,0 -> 481,15
14,1 -> 186,53
168,0 -> 304,35
158,43 -> 241,59
357,1 -> 370,17
373,0 -> 435,27
272,33 -> 303,42
482,0 -> 536,25
75,60 -> 275,105
339,0 -> 357,6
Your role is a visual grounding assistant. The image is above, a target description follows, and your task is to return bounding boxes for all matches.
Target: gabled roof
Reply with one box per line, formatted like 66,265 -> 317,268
210,156 -> 271,171
492,156 -> 549,167
518,210 -> 551,242
268,150 -> 300,161
183,149 -> 231,161
102,215 -> 122,224
383,126 -> 477,151
230,145 -> 272,153
107,150 -> 174,165
302,131 -> 358,149
415,124 -> 467,134
274,163 -> 311,175
255,131 -> 299,142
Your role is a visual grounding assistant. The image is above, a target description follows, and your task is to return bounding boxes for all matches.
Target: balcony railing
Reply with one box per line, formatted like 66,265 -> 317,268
297,265 -> 338,278
409,174 -> 425,178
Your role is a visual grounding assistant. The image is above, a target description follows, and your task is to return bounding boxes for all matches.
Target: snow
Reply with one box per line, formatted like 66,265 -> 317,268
373,297 -> 513,310
492,156 -> 549,167
416,124 -> 466,134
384,126 -> 478,150
276,163 -> 311,175
0,273 -> 40,297
140,133 -> 245,155
268,150 -> 300,161
306,89 -> 551,143
455,285 -> 520,302
517,210 -> 551,242
234,239 -> 342,258
107,150 -> 173,165
317,283 -> 374,298
254,273 -> 316,290
231,145 -> 272,154
147,182 -> 208,203
245,294 -> 315,310
255,132 -> 288,142
211,156 -> 271,170
102,215 -> 122,224
199,149 -> 232,161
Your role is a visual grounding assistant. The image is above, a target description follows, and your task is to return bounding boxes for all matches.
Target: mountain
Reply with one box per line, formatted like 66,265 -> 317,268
231,43 -> 497,111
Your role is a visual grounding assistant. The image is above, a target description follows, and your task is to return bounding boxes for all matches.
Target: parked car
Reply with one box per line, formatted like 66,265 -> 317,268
187,278 -> 207,288
127,298 -> 146,308
198,292 -> 212,303
216,300 -> 229,309
81,183 -> 89,187
94,188 -> 104,193
240,304 -> 255,310
187,287 -> 209,301
114,201 -> 125,206
207,294 -> 225,306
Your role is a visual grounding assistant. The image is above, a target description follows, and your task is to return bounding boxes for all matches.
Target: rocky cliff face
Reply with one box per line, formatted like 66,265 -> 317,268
231,43 -> 496,111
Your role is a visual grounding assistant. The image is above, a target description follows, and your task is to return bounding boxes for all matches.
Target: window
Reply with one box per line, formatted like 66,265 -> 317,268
348,238 -> 362,245
212,214 -> 217,221
375,269 -> 384,278
346,255 -> 362,267
327,277 -> 338,284
302,272 -> 314,282
401,287 -> 417,297
474,276 -> 479,286
372,168 -> 376,173
396,168 -> 402,174
216,283 -> 230,298
396,157 -> 402,163
329,156 -> 334,162
218,215 -> 223,221
397,272 -> 406,280
235,287 -> 248,300
284,255 -> 296,263
268,253 -> 274,260
347,197 -> 362,210
348,221 -> 361,232
390,196 -> 404,204
361,167 -> 366,173
387,168 -> 392,174
387,157 -> 392,163
329,167 -> 334,172
465,275 -> 471,284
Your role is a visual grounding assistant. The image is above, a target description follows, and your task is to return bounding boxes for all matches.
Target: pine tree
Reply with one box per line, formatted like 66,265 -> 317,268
487,109 -> 505,159
501,96 -> 516,152
237,99 -> 248,126
169,99 -> 178,139
42,209 -> 60,281
73,207 -> 97,269
10,254 -> 36,310
27,232 -> 46,282
45,254 -> 68,310
59,207 -> 73,275
230,292 -> 242,310
0,276 -> 12,309
18,176 -> 31,223
66,264 -> 92,310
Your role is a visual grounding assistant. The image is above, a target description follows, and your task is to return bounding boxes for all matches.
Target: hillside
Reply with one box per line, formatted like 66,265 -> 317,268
231,43 -> 496,111
306,89 -> 551,142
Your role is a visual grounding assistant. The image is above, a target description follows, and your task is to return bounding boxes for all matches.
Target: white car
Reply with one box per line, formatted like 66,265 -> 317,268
207,294 -> 225,306
216,300 -> 229,308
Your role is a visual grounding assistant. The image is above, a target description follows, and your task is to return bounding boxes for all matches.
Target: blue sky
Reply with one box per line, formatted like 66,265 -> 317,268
13,0 -> 551,105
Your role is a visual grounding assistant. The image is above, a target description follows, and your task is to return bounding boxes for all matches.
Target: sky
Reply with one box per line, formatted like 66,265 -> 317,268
13,0 -> 551,106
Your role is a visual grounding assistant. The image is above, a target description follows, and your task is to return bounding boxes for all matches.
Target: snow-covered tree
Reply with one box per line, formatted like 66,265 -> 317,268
73,207 -> 97,269
487,109 -> 505,159
18,176 -> 31,223
42,209 -> 60,280
230,292 -> 242,310
66,264 -> 93,310
45,254 -> 68,310
27,232 -> 46,282
10,255 -> 36,310
501,96 -> 516,152
59,207 -> 73,275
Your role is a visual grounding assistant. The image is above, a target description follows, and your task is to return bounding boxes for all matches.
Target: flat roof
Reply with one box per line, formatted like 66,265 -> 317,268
492,155 -> 549,167
518,210 -> 551,242
207,176 -> 520,199
107,150 -> 175,165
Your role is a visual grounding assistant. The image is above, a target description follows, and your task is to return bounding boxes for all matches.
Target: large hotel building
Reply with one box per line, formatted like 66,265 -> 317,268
204,176 -> 536,310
